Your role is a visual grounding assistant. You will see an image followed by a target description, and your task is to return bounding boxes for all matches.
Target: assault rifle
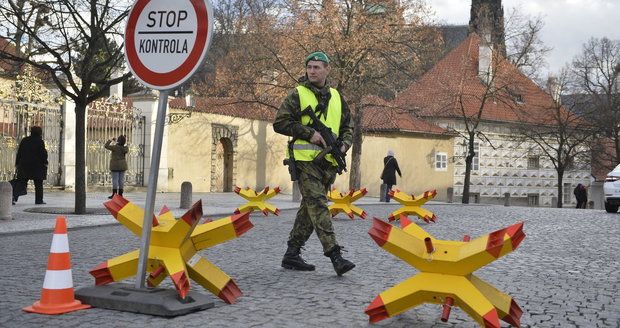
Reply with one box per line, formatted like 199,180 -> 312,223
301,106 -> 347,174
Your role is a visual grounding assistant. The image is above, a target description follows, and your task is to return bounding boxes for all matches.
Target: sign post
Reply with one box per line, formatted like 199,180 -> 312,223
124,0 -> 213,290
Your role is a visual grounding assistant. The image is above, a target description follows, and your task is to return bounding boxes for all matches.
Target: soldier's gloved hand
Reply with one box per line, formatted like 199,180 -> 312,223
310,131 -> 327,148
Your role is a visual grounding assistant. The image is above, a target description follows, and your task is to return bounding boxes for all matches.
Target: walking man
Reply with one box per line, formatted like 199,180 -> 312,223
273,51 -> 355,276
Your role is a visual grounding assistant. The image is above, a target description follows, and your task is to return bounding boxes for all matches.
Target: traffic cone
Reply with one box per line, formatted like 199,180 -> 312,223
23,216 -> 91,314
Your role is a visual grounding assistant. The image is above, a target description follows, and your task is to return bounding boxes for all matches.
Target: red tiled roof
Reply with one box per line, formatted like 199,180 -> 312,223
394,33 -> 562,125
362,96 -> 448,135
169,96 -> 277,122
0,38 -> 19,74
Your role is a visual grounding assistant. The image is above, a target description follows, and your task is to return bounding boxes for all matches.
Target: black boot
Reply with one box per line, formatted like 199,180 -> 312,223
118,188 -> 124,196
325,245 -> 355,276
108,189 -> 117,199
282,246 -> 315,271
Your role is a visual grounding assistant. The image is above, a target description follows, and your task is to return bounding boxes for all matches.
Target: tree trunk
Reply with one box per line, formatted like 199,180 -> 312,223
348,107 -> 363,190
556,169 -> 564,208
462,134 -> 475,204
74,103 -> 87,214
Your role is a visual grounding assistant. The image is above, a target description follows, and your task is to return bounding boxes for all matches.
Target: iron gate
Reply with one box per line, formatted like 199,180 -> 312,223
86,100 -> 145,187
0,100 -> 62,186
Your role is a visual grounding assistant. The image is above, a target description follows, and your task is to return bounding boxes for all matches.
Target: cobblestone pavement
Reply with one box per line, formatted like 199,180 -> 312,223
0,203 -> 618,328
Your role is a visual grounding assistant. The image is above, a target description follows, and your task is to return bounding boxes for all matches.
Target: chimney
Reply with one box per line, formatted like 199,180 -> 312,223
478,33 -> 493,85
185,93 -> 195,107
546,76 -> 561,104
109,69 -> 123,103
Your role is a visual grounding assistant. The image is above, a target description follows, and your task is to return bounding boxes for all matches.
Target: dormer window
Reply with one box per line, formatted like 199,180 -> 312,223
507,88 -> 524,105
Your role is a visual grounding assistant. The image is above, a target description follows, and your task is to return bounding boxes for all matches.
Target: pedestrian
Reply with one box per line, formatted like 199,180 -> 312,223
105,135 -> 128,199
14,126 -> 48,204
380,150 -> 402,202
273,51 -> 355,276
573,183 -> 588,209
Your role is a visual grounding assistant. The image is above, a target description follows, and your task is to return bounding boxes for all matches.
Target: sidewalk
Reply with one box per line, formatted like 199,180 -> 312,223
1,189 -> 401,235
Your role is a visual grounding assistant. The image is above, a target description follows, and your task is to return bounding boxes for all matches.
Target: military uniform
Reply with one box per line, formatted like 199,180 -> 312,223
274,78 -> 352,253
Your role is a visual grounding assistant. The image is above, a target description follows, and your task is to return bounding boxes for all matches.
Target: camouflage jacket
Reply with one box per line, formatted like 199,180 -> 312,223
273,78 -> 353,149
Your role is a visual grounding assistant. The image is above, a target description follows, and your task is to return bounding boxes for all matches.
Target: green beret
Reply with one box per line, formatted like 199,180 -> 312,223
305,51 -> 330,65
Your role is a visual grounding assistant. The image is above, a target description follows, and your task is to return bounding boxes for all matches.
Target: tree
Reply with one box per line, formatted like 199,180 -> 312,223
0,0 -> 131,213
571,37 -> 620,166
194,0 -> 444,190
503,7 -> 551,80
513,70 -> 594,208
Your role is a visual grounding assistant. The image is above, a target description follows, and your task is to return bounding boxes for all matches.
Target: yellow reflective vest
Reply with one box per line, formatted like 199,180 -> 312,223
293,85 -> 341,166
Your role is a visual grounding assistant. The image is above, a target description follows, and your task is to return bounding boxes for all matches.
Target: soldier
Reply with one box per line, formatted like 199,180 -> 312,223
273,51 -> 355,276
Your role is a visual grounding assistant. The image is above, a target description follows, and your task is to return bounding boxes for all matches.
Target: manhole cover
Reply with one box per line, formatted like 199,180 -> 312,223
24,207 -> 110,215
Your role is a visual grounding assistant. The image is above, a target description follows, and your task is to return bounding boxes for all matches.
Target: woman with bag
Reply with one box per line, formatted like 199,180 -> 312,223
381,150 -> 402,202
105,135 -> 129,199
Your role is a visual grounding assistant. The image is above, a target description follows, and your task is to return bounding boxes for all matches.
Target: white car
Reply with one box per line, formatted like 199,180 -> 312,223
604,163 -> 620,213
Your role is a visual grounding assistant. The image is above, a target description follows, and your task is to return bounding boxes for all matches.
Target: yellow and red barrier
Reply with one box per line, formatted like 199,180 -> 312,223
387,189 -> 437,223
366,214 -> 525,328
234,186 -> 281,216
89,195 -> 252,304
327,188 -> 368,219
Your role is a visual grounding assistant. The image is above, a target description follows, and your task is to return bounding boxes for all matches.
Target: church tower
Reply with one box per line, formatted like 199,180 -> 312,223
469,0 -> 506,57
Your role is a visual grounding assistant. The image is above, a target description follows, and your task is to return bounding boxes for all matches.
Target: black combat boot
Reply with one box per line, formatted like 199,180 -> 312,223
118,188 -> 124,196
108,189 -> 117,199
325,245 -> 355,276
282,246 -> 315,271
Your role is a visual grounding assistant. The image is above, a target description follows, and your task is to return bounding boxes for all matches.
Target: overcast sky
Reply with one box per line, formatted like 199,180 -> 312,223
430,0 -> 620,76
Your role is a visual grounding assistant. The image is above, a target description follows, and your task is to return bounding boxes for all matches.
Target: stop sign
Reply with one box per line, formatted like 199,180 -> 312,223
124,0 -> 213,90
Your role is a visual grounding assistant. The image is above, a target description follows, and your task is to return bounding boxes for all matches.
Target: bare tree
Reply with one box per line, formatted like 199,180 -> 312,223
0,0 -> 131,213
450,38 -> 520,203
503,7 -> 552,80
513,70 -> 594,207
571,37 -> 620,165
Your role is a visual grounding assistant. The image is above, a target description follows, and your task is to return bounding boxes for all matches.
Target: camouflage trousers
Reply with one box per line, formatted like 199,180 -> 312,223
287,161 -> 338,254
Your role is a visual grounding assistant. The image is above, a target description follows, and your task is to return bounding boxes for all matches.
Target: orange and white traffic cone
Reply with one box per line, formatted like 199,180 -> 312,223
23,216 -> 91,315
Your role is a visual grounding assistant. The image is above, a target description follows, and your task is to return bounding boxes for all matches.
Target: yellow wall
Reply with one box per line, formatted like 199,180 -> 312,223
358,133 -> 454,201
167,110 -> 292,193
167,110 -> 454,201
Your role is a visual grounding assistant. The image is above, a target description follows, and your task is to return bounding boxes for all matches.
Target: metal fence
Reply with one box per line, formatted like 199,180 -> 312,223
86,100 -> 145,187
0,100 -> 62,186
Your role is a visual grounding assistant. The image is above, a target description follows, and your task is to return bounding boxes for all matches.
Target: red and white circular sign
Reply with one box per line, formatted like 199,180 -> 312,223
125,0 -> 213,90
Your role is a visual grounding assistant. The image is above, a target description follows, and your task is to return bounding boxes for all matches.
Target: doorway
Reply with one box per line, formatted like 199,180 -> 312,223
214,137 -> 233,192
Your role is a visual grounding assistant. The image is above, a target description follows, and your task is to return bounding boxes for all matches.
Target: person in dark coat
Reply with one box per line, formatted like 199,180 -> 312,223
381,150 -> 402,202
14,126 -> 48,204
573,183 -> 588,209
105,135 -> 129,199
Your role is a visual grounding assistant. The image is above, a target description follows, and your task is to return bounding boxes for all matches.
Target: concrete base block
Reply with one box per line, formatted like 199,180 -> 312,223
75,283 -> 214,317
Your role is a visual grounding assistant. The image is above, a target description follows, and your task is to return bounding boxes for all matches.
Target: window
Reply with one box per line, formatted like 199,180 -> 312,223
435,152 -> 448,171
472,142 -> 480,171
528,194 -> 539,206
508,88 -> 525,105
527,156 -> 539,169
563,183 -> 572,204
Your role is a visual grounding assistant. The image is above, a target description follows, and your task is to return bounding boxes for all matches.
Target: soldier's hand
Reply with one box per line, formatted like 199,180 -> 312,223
340,144 -> 347,153
310,131 -> 327,148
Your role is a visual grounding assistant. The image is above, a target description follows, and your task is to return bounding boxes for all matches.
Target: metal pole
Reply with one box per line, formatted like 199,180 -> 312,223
135,90 -> 169,289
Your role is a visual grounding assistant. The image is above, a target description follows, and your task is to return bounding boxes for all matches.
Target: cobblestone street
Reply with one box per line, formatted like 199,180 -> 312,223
1,203 -> 618,327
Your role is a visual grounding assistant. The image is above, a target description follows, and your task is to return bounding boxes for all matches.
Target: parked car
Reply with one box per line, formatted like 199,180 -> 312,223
603,163 -> 620,213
